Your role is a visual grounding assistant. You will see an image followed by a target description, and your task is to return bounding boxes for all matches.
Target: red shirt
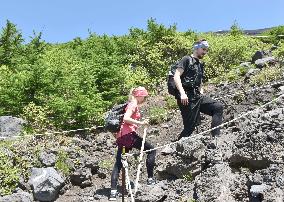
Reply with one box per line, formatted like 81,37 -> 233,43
116,101 -> 141,139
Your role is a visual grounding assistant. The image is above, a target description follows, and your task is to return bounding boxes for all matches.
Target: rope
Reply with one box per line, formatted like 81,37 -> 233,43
0,78 -> 283,141
0,126 -> 100,141
125,93 -> 284,157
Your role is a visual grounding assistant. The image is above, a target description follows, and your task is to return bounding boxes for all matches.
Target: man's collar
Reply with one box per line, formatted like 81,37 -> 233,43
191,54 -> 200,63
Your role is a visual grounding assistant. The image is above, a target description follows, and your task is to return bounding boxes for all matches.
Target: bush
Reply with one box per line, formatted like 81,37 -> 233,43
0,151 -> 20,195
149,107 -> 168,124
201,33 -> 267,80
55,150 -> 71,176
261,26 -> 284,45
249,65 -> 283,86
164,95 -> 178,109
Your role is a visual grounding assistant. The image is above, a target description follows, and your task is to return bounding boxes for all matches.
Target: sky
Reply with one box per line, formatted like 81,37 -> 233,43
1,0 -> 283,43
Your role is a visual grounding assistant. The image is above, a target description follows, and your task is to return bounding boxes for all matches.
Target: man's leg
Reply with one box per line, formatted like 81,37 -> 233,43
177,99 -> 201,140
199,96 -> 224,137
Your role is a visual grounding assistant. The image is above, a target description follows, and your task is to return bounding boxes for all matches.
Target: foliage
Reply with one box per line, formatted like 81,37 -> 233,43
55,150 -> 71,176
0,142 -> 32,196
0,151 -> 20,195
183,171 -> 193,182
98,159 -> 113,170
22,102 -> 53,133
273,42 -> 284,61
201,33 -> 267,80
249,65 -> 283,86
164,95 -> 178,109
0,20 -> 274,130
149,107 -> 168,124
261,25 -> 284,45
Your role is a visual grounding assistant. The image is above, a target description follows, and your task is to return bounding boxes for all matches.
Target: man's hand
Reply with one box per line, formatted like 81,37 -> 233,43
180,93 -> 189,105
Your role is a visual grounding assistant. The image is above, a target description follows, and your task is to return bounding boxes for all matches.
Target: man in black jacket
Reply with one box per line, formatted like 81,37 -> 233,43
169,39 -> 223,142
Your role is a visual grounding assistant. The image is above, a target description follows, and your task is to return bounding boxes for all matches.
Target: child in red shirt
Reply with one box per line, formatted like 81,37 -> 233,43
109,87 -> 156,201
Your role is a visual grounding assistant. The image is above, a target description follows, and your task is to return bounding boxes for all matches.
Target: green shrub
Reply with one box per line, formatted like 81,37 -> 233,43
55,150 -> 71,176
0,151 -> 20,195
261,26 -> 284,45
183,171 -> 193,182
149,107 -> 168,124
165,95 -> 178,109
250,66 -> 283,86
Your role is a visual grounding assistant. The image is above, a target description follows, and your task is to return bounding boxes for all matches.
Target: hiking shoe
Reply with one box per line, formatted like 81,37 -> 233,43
109,190 -> 118,201
207,141 -> 217,149
147,178 -> 156,186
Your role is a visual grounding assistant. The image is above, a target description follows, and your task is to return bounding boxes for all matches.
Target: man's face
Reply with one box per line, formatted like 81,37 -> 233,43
196,47 -> 208,59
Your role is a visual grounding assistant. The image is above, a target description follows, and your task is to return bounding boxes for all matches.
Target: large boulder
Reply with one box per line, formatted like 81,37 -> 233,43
230,105 -> 284,170
135,183 -> 166,202
0,116 -> 26,139
194,163 -> 249,202
156,135 -> 206,179
28,167 -> 64,202
251,50 -> 272,63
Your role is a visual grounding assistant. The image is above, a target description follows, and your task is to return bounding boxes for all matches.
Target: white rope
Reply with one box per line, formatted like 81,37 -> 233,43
0,126 -> 99,141
125,93 -> 284,157
0,79 -> 283,141
134,127 -> 148,195
121,158 -> 135,202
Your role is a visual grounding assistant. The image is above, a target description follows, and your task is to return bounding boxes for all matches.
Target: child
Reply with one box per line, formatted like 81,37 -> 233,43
109,86 -> 156,201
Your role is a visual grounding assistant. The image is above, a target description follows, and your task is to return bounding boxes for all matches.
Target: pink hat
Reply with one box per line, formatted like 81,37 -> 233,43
132,86 -> 149,97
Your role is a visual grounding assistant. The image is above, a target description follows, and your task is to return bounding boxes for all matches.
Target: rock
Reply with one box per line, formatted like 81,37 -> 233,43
195,163 -> 249,202
161,124 -> 169,129
254,57 -> 276,68
135,183 -> 166,202
70,168 -> 92,187
244,68 -> 260,79
157,135 -> 206,179
0,191 -> 33,202
39,151 -> 56,167
279,85 -> 284,92
240,62 -> 252,68
0,116 -> 26,139
28,167 -> 64,201
252,51 -> 265,63
160,145 -> 175,155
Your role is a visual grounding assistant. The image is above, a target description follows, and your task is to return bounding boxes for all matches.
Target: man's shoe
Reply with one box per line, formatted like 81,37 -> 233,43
109,190 -> 118,201
147,178 -> 156,186
207,141 -> 217,149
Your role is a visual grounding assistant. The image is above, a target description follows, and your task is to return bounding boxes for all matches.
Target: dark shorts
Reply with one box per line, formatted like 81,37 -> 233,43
116,132 -> 138,149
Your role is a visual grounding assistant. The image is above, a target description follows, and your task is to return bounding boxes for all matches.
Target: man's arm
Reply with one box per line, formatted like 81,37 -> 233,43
174,67 -> 189,105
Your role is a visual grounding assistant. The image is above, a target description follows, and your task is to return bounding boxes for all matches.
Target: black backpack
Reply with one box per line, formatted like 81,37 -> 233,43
105,102 -> 128,133
167,56 -> 195,96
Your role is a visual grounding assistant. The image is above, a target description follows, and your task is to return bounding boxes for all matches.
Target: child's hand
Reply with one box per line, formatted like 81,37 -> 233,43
141,119 -> 149,125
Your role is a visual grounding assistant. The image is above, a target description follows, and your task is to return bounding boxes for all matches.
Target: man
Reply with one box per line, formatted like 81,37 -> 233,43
168,39 -> 223,143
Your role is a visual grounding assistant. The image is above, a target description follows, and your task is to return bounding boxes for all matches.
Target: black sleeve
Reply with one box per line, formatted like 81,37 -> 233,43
176,56 -> 190,71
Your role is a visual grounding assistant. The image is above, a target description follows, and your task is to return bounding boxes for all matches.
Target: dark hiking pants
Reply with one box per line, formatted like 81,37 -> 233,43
177,96 -> 223,140
111,133 -> 156,190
